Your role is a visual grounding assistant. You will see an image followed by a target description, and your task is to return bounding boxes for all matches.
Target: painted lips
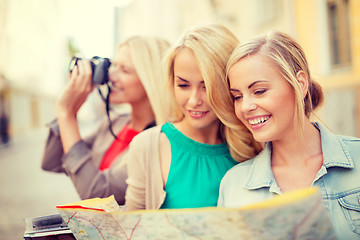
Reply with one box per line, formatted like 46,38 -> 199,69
248,115 -> 270,130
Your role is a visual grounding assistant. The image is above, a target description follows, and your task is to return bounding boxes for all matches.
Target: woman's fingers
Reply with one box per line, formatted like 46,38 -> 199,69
69,64 -> 79,81
56,59 -> 96,116
69,60 -> 94,92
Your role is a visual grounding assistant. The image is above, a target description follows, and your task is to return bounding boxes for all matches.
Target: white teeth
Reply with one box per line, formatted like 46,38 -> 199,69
249,116 -> 269,125
190,111 -> 205,115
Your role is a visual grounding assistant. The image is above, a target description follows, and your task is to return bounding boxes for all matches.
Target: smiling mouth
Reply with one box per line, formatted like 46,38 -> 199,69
188,110 -> 208,118
110,85 -> 124,91
108,82 -> 123,91
248,116 -> 270,125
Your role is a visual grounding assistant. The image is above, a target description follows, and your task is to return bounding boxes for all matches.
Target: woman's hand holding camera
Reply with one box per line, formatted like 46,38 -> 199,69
56,59 -> 95,118
56,59 -> 96,153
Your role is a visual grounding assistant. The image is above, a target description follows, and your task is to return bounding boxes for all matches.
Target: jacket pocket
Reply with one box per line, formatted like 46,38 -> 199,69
338,192 -> 360,235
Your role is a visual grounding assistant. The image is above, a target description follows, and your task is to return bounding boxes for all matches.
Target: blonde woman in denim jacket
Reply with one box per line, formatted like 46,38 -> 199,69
215,31 -> 360,239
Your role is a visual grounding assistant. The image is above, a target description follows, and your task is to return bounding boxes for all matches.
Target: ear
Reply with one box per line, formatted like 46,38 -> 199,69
296,71 -> 308,99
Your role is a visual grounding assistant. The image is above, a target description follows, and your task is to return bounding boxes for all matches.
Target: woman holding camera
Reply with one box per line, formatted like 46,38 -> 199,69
41,36 -> 171,205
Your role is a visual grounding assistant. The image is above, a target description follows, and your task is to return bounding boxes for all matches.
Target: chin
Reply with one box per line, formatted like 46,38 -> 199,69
109,97 -> 124,104
252,134 -> 269,143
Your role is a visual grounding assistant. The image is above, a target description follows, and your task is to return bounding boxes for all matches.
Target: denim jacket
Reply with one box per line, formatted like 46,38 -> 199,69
218,122 -> 360,240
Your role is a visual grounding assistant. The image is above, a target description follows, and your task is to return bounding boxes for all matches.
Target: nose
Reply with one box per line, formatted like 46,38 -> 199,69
188,88 -> 203,107
241,96 -> 257,113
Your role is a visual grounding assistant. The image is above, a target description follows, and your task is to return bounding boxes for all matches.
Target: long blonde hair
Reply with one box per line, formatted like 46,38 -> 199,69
164,24 -> 262,162
117,36 -> 171,125
226,31 -> 324,137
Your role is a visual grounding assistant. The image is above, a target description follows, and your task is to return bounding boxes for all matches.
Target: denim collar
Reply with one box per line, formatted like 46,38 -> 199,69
315,122 -> 354,168
244,122 -> 354,192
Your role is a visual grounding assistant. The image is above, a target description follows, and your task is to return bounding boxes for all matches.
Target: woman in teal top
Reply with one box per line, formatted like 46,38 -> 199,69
161,122 -> 238,208
124,24 -> 262,211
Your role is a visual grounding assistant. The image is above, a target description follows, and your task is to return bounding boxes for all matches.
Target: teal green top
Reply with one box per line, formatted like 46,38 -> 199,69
160,122 -> 238,209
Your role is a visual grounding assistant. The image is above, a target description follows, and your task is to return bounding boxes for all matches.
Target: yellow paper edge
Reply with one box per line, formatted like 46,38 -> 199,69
57,195 -> 116,208
238,187 -> 318,211
57,187 -> 318,214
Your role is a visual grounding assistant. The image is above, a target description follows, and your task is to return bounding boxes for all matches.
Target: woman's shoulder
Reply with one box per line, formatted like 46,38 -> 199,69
316,122 -> 359,142
336,134 -> 360,143
336,134 -> 360,159
223,158 -> 255,181
110,112 -> 131,124
95,112 -> 130,130
316,122 -> 359,144
126,125 -> 164,169
316,122 -> 360,165
131,124 -> 163,146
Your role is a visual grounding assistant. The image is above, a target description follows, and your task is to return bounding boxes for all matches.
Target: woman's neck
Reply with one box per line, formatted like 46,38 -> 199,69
128,98 -> 155,132
173,120 -> 222,145
271,120 -> 322,167
270,120 -> 323,192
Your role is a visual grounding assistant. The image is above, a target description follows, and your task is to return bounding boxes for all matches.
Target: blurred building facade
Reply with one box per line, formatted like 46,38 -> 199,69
0,0 -> 115,143
116,0 -> 359,137
0,0 -> 65,140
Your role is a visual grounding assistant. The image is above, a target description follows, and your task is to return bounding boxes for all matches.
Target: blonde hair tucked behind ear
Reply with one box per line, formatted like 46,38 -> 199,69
164,24 -> 262,162
224,31 -> 324,140
118,36 -> 171,125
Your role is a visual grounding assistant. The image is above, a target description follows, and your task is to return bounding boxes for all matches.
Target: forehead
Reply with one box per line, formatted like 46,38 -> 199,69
228,54 -> 280,86
114,45 -> 132,61
173,49 -> 203,81
112,45 -> 136,71
230,54 -> 269,73
174,49 -> 196,67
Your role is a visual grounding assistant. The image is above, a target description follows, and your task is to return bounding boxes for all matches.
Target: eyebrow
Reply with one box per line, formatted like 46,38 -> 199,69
176,76 -> 204,84
175,76 -> 189,82
229,88 -> 240,93
230,80 -> 268,93
248,80 -> 268,89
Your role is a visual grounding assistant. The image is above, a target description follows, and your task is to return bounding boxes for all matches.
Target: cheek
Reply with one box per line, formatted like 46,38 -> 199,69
125,76 -> 143,90
173,88 -> 186,104
277,91 -> 296,113
201,92 -> 210,105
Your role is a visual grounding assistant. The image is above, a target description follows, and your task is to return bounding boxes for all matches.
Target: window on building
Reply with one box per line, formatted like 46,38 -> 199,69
327,0 -> 351,69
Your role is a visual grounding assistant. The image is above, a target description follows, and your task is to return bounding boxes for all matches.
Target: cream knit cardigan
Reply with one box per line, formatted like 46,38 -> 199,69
124,125 -> 166,211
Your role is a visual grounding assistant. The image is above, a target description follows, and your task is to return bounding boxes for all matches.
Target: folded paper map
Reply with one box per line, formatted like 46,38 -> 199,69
56,187 -> 336,240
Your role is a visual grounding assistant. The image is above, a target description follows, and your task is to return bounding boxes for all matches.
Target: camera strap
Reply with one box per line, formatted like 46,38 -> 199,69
97,84 -> 119,141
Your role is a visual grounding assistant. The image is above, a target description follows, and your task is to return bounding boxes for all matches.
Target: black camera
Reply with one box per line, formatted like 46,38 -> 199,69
69,56 -> 111,85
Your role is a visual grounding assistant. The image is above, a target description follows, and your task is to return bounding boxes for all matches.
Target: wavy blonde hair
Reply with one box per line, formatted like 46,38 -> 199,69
164,24 -> 262,162
117,36 -> 171,125
224,31 -> 324,144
